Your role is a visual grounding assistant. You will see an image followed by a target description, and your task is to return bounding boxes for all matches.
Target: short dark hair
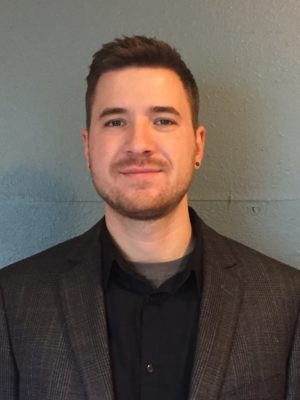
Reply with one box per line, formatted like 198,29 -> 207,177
85,35 -> 199,130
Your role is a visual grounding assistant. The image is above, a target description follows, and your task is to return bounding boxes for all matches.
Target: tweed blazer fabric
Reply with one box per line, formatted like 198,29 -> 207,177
0,215 -> 299,400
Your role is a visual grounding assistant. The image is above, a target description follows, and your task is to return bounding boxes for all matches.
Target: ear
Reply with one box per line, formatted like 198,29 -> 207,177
195,125 -> 206,166
81,129 -> 90,170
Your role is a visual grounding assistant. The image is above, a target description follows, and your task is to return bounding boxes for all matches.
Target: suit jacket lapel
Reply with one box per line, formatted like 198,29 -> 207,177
59,224 -> 114,400
189,224 -> 243,400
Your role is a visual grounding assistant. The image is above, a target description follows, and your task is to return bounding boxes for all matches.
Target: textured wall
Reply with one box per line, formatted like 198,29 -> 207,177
0,0 -> 299,268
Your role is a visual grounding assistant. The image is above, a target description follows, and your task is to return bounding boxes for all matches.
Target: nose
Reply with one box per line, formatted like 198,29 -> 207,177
125,120 -> 157,157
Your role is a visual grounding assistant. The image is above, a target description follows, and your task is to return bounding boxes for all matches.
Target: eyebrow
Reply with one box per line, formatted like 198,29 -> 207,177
150,106 -> 180,117
99,105 -> 181,119
99,107 -> 127,119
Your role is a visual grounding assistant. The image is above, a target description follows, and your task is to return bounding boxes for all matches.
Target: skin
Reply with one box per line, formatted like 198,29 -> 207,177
82,67 -> 205,262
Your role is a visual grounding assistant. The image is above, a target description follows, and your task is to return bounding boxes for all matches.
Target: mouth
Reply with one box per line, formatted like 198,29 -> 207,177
119,168 -> 163,178
120,168 -> 162,174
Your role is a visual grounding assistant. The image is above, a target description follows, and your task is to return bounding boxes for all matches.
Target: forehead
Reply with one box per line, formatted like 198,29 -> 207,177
92,67 -> 191,111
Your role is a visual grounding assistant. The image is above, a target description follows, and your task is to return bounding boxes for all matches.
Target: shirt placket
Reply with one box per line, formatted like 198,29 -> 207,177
140,293 -> 163,400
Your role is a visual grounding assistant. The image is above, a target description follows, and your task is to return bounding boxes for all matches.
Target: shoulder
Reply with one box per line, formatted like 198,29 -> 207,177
199,221 -> 300,331
0,220 -> 103,283
202,222 -> 300,296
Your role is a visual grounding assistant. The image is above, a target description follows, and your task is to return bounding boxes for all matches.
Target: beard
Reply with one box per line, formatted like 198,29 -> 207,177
90,155 -> 195,221
96,179 -> 190,221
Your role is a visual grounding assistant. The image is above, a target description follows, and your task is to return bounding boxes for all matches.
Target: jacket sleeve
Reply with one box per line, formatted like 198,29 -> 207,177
286,305 -> 300,399
0,284 -> 18,399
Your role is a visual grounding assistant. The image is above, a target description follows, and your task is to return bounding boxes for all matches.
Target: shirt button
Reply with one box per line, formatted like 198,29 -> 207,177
146,363 -> 154,373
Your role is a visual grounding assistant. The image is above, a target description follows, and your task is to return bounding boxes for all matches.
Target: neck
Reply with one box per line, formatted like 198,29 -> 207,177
104,198 -> 192,263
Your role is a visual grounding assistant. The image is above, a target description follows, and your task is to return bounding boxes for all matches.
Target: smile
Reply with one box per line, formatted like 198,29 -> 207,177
119,168 -> 162,175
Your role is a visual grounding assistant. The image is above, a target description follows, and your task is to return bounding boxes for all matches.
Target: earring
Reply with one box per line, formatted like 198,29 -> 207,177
195,161 -> 200,168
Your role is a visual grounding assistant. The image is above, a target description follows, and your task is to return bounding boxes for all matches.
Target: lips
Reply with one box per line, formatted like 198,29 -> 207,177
120,168 -> 162,174
114,158 -> 167,176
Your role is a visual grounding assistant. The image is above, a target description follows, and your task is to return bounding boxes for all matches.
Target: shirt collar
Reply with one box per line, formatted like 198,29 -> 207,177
100,207 -> 203,293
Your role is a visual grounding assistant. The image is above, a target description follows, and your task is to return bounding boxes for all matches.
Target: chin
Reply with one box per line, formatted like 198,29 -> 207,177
104,194 -> 187,221
95,179 -> 191,221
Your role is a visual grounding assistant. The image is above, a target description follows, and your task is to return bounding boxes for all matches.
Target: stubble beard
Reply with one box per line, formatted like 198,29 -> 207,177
96,182 -> 189,221
91,170 -> 195,221
90,153 -> 196,221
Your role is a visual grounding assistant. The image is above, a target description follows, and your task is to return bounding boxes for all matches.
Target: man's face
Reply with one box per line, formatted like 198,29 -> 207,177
82,67 -> 205,220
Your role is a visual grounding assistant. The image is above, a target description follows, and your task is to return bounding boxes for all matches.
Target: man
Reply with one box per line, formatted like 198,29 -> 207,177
0,36 -> 299,400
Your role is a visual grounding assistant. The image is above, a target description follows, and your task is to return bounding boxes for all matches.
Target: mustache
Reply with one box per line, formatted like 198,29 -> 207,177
112,156 -> 169,171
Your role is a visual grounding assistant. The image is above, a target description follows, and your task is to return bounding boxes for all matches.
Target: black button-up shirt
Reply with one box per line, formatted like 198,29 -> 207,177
101,208 -> 203,400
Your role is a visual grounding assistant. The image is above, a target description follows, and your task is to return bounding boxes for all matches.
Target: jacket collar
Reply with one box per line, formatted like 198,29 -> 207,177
100,207 -> 203,293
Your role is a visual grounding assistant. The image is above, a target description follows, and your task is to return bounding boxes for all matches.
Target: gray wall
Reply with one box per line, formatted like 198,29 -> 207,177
0,0 -> 299,268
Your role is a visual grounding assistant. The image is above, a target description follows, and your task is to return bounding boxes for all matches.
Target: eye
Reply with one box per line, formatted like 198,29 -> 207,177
154,118 -> 176,126
104,119 -> 126,127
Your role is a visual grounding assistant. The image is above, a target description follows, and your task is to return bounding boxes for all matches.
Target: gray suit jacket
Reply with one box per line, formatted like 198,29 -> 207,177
0,217 -> 299,400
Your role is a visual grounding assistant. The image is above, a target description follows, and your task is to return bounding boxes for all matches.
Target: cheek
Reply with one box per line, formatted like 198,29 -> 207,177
167,140 -> 196,163
89,142 -> 107,168
89,138 -> 121,172
90,136 -> 111,157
